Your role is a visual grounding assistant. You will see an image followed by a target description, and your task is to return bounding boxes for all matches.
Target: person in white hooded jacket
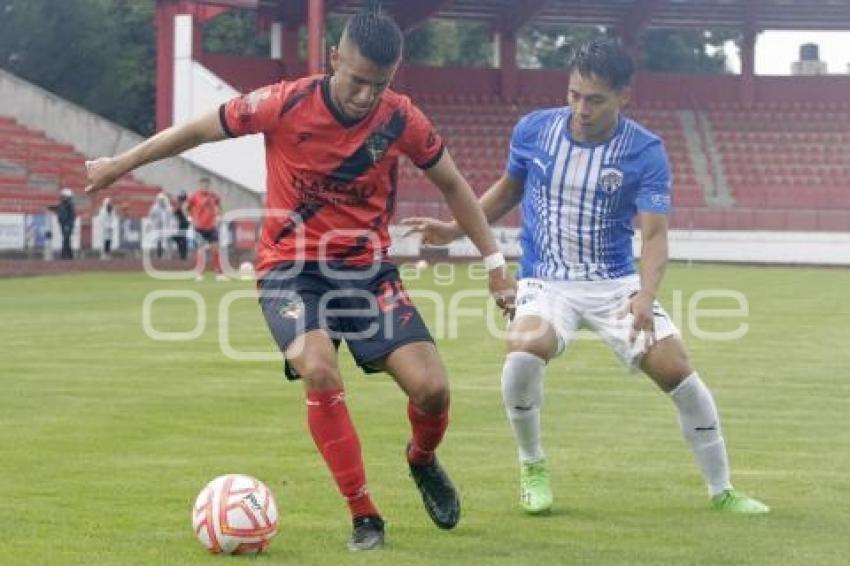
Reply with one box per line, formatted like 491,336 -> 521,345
148,192 -> 173,259
97,197 -> 118,260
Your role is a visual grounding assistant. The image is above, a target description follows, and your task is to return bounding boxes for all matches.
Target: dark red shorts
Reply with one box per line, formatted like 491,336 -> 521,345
257,261 -> 433,379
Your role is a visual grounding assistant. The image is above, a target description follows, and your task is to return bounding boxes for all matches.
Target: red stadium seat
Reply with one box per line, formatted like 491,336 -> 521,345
702,101 -> 850,229
0,114 -> 163,219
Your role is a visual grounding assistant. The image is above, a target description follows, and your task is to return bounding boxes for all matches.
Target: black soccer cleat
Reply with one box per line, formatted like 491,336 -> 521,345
347,515 -> 385,551
407,444 -> 461,529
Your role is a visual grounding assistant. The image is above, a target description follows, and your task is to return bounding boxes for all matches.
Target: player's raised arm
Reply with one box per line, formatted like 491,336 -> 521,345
402,108 -> 530,247
84,110 -> 227,194
473,173 -> 524,226
402,172 -> 524,246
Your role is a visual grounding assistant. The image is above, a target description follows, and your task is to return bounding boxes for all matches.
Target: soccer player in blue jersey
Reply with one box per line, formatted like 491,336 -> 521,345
403,38 -> 769,515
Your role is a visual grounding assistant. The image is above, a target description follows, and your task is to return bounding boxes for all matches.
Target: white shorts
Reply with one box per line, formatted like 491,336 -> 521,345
513,275 -> 679,369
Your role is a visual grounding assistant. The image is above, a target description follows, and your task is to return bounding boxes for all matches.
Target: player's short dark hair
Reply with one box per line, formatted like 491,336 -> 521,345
568,38 -> 635,90
341,0 -> 403,66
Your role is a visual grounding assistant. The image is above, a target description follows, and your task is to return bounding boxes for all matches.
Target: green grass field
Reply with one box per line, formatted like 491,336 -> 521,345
2,264 -> 849,565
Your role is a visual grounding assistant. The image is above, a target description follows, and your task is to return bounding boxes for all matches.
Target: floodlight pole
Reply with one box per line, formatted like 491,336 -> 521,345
308,0 -> 325,75
740,0 -> 759,108
498,32 -> 519,103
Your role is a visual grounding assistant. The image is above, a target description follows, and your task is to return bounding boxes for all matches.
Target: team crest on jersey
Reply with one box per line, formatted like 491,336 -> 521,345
598,167 -> 624,195
238,87 -> 272,120
247,87 -> 271,112
365,134 -> 391,164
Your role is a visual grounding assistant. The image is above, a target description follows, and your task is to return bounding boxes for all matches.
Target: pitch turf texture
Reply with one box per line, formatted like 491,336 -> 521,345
2,264 -> 848,565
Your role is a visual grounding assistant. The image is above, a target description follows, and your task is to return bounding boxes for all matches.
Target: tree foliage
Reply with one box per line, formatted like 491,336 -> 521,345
0,0 -> 156,135
518,25 -> 607,69
640,29 -> 734,73
405,20 -> 493,67
517,24 -> 732,73
204,9 -> 269,56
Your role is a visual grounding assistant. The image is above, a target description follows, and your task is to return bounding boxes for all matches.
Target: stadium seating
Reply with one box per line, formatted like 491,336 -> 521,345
6,99 -> 846,232
705,102 -> 850,231
0,115 -> 163,219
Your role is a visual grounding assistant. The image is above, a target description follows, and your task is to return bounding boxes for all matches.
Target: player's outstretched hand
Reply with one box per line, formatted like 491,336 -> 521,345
621,290 -> 656,348
400,217 -> 461,246
489,266 -> 517,319
84,157 -> 127,194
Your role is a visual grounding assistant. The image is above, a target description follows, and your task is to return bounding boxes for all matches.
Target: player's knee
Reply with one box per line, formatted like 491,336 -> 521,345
506,318 -> 558,360
506,336 -> 555,361
409,376 -> 449,413
661,339 -> 692,375
642,337 -> 693,390
297,359 -> 342,390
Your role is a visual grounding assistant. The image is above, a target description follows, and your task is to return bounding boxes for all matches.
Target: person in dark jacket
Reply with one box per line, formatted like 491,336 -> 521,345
172,190 -> 190,260
50,188 -> 76,260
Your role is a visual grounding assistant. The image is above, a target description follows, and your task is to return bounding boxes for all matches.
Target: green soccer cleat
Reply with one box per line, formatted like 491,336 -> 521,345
520,460 -> 553,514
711,489 -> 770,514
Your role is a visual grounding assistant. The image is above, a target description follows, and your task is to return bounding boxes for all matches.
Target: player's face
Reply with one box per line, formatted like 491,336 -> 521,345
329,39 -> 398,121
567,71 -> 630,142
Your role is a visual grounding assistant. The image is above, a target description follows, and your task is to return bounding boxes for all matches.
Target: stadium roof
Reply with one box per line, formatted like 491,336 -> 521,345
203,0 -> 850,32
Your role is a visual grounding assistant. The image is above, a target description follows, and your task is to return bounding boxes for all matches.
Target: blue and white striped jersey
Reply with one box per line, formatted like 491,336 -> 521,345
507,107 -> 672,281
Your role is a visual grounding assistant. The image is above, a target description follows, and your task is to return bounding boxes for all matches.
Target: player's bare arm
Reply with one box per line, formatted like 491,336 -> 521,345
402,173 -> 524,246
84,110 -> 226,194
421,151 -> 517,312
627,212 -> 669,345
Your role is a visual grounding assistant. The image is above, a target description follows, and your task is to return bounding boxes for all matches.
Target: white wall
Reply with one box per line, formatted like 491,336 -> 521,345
392,227 -> 850,266
0,214 -> 25,250
172,15 -> 267,193
658,230 -> 850,265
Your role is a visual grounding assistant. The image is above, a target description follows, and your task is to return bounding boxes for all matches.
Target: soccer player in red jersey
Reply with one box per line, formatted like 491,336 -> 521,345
186,177 -> 223,280
84,2 -> 515,551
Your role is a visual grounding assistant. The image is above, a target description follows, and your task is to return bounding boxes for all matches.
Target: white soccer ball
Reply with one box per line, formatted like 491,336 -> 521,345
192,474 -> 279,555
415,259 -> 429,271
238,261 -> 255,281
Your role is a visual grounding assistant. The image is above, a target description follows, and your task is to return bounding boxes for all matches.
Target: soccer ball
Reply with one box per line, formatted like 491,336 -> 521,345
192,474 -> 279,555
415,259 -> 429,271
238,261 -> 255,281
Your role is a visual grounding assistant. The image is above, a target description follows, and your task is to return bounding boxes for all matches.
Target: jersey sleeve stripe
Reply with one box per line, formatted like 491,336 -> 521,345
218,104 -> 237,138
415,144 -> 445,170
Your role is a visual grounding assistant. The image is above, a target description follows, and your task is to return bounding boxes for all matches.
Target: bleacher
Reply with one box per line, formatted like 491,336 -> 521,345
0,115 -> 162,219
398,96 -> 850,232
705,103 -> 850,231
6,97 -> 846,233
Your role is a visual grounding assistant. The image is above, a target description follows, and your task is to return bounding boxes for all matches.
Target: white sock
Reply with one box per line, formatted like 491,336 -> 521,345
501,351 -> 546,463
669,372 -> 733,497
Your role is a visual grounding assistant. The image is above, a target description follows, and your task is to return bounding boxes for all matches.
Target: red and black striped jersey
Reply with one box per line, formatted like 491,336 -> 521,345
219,75 -> 445,272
